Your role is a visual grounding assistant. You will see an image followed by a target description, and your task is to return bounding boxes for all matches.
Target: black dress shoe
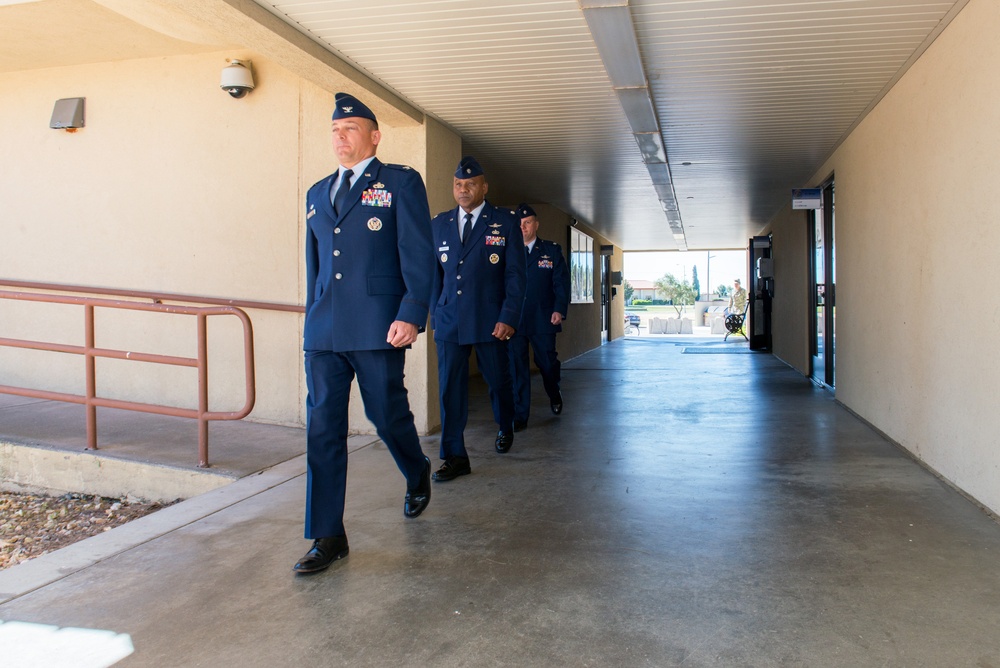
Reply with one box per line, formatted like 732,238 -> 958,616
293,535 -> 349,574
495,430 -> 513,453
550,392 -> 563,415
513,420 -> 527,432
432,457 -> 471,482
404,456 -> 431,518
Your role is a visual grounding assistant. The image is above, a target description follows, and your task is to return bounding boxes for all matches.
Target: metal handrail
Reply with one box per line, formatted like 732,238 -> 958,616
0,288 -> 256,467
0,278 -> 305,314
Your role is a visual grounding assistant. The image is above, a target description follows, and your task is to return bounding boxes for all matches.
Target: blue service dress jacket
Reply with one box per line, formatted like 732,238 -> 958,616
304,158 -> 434,351
430,201 -> 526,344
518,238 -> 570,336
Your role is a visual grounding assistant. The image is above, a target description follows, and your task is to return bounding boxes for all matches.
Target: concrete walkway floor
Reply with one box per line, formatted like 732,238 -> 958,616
2,337 -> 1000,667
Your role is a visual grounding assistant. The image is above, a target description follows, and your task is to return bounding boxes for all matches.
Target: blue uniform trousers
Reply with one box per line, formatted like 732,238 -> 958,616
304,349 -> 426,539
436,339 -> 514,460
508,333 -> 561,423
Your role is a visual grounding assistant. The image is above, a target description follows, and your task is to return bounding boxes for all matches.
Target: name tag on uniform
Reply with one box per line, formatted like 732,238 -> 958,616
438,245 -> 450,252
362,189 -> 392,207
307,207 -> 316,219
485,235 -> 505,246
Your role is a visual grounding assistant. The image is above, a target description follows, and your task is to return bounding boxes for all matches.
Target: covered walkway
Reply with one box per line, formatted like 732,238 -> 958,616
2,338 -> 1000,666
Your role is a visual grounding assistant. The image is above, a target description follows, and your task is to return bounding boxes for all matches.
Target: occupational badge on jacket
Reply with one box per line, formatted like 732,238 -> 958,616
368,217 -> 382,231
362,189 -> 392,207
489,253 -> 500,264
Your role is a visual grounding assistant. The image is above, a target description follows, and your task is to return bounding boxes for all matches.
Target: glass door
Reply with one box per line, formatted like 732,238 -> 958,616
812,210 -> 825,381
600,254 -> 611,343
811,181 -> 835,387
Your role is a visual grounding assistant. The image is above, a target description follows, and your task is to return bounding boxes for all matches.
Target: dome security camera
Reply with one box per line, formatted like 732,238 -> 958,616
221,59 -> 254,99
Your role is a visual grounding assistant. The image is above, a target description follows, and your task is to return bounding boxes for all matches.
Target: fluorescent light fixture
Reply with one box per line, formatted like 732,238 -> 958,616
581,6 -> 645,88
654,183 -> 677,203
645,162 -> 672,185
634,132 -> 666,163
615,88 -> 658,133
582,0 -> 687,248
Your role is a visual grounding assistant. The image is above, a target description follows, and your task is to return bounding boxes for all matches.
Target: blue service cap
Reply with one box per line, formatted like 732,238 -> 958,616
455,156 -> 484,179
517,203 -> 537,219
332,92 -> 377,123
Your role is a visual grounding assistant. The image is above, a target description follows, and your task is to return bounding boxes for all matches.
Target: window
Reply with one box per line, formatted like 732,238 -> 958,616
569,227 -> 594,304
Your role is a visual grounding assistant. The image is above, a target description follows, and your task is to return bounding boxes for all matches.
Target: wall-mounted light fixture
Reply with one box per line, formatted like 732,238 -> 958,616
50,97 -> 85,131
220,59 -> 254,99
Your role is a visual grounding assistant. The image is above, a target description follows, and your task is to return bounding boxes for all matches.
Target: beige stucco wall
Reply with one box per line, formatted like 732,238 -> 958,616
0,52 -> 304,425
768,0 -> 1000,514
0,49 -> 461,436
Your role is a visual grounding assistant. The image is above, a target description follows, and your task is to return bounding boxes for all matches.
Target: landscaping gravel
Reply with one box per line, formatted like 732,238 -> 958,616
0,491 -> 171,571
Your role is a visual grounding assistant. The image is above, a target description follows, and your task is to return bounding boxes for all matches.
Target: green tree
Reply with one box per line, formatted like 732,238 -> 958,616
623,278 -> 634,304
654,273 -> 698,317
717,284 -> 729,298
691,266 -> 701,301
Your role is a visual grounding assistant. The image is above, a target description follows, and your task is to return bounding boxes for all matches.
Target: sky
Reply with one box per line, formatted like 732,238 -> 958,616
624,250 -> 748,296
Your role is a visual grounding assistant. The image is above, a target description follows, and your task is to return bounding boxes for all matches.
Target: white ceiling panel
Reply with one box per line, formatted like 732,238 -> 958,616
255,0 -> 968,250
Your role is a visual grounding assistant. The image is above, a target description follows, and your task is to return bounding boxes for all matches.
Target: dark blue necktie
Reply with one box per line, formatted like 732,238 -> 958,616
461,212 -> 472,245
333,168 -> 354,216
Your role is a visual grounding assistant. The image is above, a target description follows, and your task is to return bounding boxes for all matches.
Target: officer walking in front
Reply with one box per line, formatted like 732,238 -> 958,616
430,156 -> 526,482
508,204 -> 570,431
294,92 -> 435,574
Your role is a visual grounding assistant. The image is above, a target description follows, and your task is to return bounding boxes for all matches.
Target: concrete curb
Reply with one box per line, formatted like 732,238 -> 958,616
0,455 -> 306,604
0,441 -> 235,503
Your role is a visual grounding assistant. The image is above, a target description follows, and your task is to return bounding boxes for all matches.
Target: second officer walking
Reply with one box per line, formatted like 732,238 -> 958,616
430,156 -> 526,482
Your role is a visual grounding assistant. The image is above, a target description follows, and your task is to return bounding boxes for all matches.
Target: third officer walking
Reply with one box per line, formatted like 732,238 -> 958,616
508,204 -> 570,431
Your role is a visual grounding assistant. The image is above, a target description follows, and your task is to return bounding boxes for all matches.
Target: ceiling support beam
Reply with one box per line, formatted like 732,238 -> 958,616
579,0 -> 686,250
